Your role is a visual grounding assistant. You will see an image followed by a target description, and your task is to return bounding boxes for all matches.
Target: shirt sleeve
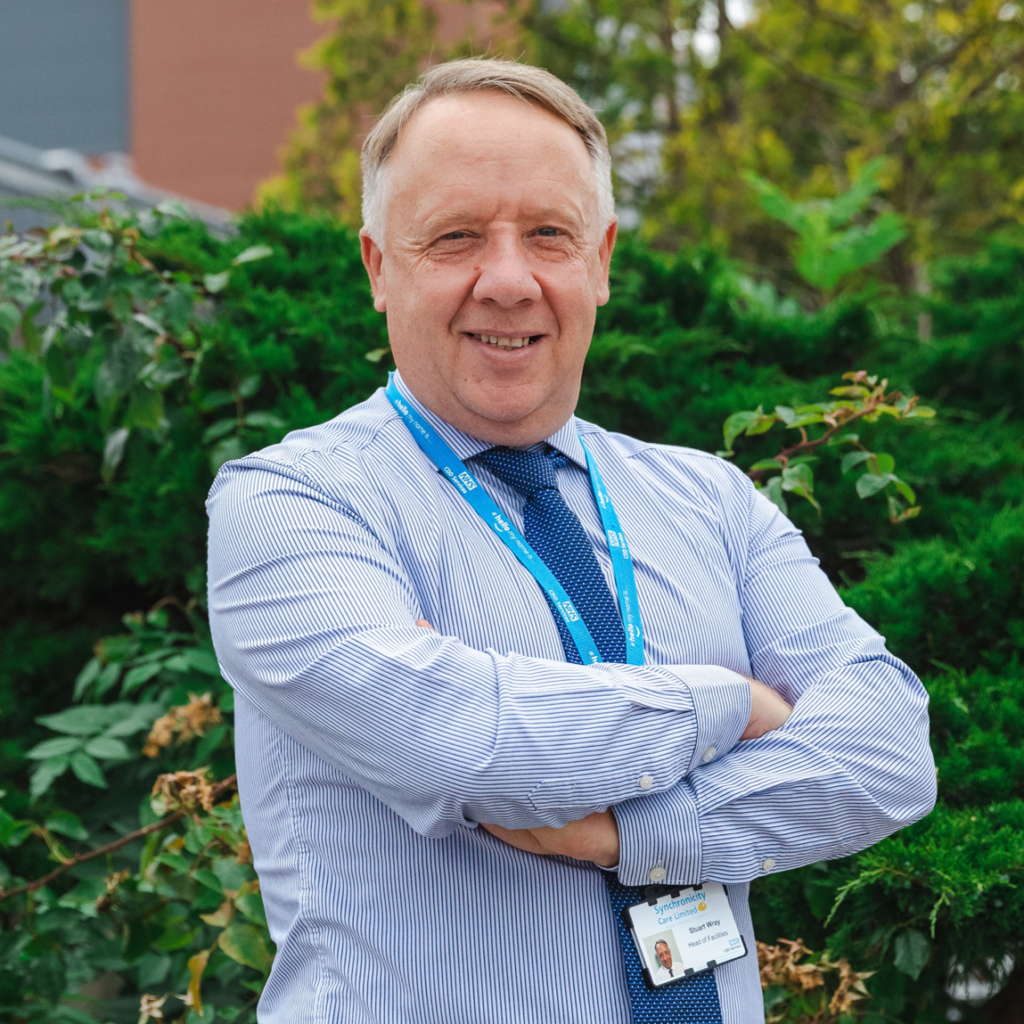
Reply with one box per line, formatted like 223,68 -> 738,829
613,470 -> 937,887
207,455 -> 747,839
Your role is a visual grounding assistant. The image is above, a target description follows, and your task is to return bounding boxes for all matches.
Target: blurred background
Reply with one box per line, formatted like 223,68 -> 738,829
2,2 -> 1024,1023
4,0 -> 1023,282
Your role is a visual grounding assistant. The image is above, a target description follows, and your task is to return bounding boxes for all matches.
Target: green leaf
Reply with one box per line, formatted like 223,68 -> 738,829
856,473 -> 892,498
73,658 -> 102,701
218,921 -> 272,972
745,414 -> 777,436
874,452 -> 895,474
841,451 -> 873,474
722,410 -> 760,451
234,890 -> 268,927
773,405 -> 795,425
83,735 -> 131,760
204,270 -> 231,293
184,647 -> 222,676
121,661 -> 164,694
156,197 -> 192,220
202,418 -> 238,444
45,810 -> 89,841
365,347 -> 390,363
153,916 -> 199,952
0,807 -> 34,846
96,661 -> 122,696
104,702 -> 163,737
237,374 -> 262,398
749,459 -> 784,472
213,857 -> 253,892
102,427 -> 130,482
127,385 -> 164,430
133,312 -> 164,334
37,705 -> 120,735
200,389 -> 236,410
781,462 -> 814,493
69,750 -> 107,788
760,475 -> 788,515
30,755 -> 71,799
893,928 -> 930,980
785,412 -> 825,429
232,244 -> 274,265
210,436 -> 248,473
905,405 -> 936,418
893,479 -> 917,505
194,868 -> 224,894
245,411 -> 286,429
193,724 -> 229,765
26,736 -> 83,759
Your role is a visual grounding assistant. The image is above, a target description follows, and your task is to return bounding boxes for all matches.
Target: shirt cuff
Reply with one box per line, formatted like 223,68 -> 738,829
612,780 -> 702,887
661,665 -> 750,774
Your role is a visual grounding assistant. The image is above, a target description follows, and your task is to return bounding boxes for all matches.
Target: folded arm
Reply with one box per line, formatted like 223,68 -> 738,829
611,480 -> 936,885
207,456 -> 751,839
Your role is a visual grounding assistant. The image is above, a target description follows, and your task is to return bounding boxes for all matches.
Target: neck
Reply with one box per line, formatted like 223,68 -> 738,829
393,371 -> 576,446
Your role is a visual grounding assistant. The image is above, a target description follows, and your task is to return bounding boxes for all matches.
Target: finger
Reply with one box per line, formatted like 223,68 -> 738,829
415,619 -> 433,628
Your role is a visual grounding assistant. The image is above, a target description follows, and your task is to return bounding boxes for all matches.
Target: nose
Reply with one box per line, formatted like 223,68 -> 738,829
472,234 -> 542,307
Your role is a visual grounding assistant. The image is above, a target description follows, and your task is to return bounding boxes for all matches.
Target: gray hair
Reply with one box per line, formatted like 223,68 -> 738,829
360,57 -> 614,245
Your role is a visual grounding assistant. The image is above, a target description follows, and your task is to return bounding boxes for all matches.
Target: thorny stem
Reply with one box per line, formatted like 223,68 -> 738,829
0,775 -> 237,903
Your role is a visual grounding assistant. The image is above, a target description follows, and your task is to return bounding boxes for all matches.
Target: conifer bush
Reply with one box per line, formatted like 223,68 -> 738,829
1,202 -> 1022,1022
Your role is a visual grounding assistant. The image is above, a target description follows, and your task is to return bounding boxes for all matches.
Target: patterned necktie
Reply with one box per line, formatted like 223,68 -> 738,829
475,445 -> 724,1024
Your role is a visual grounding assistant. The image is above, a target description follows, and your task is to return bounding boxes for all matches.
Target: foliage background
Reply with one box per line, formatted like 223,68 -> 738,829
1,199 -> 1022,1022
2,0 -> 1024,1019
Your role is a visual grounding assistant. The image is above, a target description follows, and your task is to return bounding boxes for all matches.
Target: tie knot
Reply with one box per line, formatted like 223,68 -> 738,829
475,446 -> 560,499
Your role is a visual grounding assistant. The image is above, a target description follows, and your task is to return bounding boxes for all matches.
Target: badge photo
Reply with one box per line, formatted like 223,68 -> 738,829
622,882 -> 747,990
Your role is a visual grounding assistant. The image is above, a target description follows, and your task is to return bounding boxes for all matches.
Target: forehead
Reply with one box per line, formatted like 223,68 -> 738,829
386,92 -> 596,226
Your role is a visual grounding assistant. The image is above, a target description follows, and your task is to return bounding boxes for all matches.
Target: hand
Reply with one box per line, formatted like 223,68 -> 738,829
480,810 -> 621,868
741,677 -> 793,740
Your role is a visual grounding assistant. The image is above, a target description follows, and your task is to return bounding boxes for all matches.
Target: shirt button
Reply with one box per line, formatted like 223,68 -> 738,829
701,746 -> 717,763
761,858 -> 776,872
638,775 -> 654,790
648,866 -> 667,883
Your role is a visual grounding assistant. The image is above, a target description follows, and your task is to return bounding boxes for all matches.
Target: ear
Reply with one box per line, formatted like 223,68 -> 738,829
360,228 -> 387,312
595,218 -> 618,307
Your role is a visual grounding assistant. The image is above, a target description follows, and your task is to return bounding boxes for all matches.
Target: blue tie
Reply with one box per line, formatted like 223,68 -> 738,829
475,445 -> 724,1024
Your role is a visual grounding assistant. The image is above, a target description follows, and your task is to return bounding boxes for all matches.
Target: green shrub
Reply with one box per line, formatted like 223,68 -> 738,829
1,201 -> 1023,1022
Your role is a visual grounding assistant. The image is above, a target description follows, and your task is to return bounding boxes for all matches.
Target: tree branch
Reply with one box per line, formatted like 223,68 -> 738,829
0,775 -> 237,903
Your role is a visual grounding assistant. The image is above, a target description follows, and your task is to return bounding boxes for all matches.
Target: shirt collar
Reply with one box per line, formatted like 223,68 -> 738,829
391,370 -> 588,471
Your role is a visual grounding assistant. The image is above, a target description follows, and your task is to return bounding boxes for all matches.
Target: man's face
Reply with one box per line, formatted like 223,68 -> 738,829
656,942 -> 672,969
360,91 -> 617,445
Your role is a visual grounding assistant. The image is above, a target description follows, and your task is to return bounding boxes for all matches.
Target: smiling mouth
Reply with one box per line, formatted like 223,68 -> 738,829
467,332 -> 542,351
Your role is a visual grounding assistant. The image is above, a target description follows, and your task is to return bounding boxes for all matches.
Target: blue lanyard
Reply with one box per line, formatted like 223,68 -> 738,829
386,374 -> 643,666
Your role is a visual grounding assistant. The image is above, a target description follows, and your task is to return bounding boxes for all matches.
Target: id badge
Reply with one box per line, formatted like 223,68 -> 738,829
622,882 -> 747,989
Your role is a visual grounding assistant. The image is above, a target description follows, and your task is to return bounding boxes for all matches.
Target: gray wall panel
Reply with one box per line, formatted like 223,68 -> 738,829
0,0 -> 128,152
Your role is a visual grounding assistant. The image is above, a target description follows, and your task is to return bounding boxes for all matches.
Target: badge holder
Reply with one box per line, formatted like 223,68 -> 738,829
622,882 -> 748,990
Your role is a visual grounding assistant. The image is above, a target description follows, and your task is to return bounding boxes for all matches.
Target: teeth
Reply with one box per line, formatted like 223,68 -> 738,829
477,334 -> 533,349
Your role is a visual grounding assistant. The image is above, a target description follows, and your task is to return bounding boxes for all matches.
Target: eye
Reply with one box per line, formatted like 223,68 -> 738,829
536,226 -> 560,237
439,231 -> 469,241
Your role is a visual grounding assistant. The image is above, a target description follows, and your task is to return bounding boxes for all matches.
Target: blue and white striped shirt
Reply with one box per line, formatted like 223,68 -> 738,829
207,373 -> 936,1023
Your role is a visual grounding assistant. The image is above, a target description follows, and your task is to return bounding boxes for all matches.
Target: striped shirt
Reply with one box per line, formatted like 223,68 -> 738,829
206,372 -> 936,1024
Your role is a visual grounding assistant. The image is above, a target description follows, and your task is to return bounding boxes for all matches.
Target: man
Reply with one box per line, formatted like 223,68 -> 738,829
207,58 -> 935,1023
653,941 -> 678,985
